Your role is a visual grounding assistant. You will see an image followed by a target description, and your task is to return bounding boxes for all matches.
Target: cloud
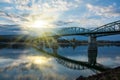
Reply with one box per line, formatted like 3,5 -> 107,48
0,0 -> 82,25
97,56 -> 120,68
11,0 -> 82,13
0,56 -> 67,80
86,3 -> 120,18
56,3 -> 120,28
1,0 -> 119,29
56,15 -> 108,28
0,10 -> 28,24
0,0 -> 11,3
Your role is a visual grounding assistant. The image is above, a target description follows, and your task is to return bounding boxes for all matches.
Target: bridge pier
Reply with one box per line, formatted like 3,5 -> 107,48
88,35 -> 97,45
88,35 -> 97,65
88,36 -> 97,51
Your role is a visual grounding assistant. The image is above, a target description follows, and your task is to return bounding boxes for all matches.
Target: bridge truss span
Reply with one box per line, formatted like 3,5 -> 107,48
54,20 -> 120,37
91,20 -> 120,37
92,20 -> 120,32
56,27 -> 91,36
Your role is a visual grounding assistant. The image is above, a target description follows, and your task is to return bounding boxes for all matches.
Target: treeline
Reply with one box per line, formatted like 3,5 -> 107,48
58,39 -> 120,43
58,39 -> 120,46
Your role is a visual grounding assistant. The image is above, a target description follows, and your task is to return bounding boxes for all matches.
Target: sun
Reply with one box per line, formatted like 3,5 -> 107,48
31,19 -> 48,28
22,13 -> 57,29
20,11 -> 58,36
22,17 -> 54,30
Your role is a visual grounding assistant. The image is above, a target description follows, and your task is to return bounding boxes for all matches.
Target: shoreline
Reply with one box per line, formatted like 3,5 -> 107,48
76,66 -> 120,80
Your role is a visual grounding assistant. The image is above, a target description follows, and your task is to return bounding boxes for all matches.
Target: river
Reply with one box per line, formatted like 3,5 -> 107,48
0,43 -> 120,80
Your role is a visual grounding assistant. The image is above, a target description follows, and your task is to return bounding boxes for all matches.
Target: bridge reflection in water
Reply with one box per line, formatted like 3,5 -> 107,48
1,41 -> 111,72
0,42 -> 111,73
33,41 -> 111,73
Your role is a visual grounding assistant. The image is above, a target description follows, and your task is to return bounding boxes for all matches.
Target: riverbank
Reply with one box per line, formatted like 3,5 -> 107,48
76,66 -> 120,80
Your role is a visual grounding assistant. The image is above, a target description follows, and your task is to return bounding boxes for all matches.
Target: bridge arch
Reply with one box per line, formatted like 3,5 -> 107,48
52,20 -> 120,37
90,20 -> 120,37
55,27 -> 91,37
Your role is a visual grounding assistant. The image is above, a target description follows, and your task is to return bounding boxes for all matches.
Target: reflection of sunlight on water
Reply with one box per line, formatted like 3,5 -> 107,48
27,56 -> 51,65
22,55 -> 68,80
0,56 -> 68,80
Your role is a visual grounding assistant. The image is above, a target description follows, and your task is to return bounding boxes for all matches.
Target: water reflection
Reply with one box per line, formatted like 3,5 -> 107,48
88,42 -> 97,66
0,43 -> 66,80
32,40 -> 110,72
0,42 -> 119,80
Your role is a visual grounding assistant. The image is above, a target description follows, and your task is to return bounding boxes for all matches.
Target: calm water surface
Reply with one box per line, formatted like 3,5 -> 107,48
0,43 -> 120,80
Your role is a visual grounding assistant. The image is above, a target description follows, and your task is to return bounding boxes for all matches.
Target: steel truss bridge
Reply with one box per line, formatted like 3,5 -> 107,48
47,20 -> 120,45
32,20 -> 119,72
53,20 -> 120,37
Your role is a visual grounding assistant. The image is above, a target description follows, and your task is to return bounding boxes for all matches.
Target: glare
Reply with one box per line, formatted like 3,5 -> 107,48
27,56 -> 51,65
20,10 -> 58,38
22,12 -> 57,29
31,20 -> 48,28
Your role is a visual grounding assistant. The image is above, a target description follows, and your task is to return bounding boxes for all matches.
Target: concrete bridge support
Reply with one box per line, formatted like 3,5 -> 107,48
88,36 -> 97,45
88,35 -> 97,50
88,35 -> 98,65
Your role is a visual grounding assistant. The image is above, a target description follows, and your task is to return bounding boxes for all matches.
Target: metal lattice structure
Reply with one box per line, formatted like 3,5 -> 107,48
53,20 -> 120,37
54,27 -> 91,37
56,58 -> 110,72
56,58 -> 88,70
32,45 -> 111,72
91,20 -> 120,37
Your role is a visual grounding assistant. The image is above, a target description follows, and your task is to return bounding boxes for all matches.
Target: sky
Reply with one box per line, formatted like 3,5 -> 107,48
0,0 -> 120,40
